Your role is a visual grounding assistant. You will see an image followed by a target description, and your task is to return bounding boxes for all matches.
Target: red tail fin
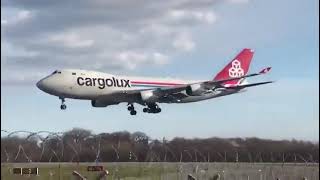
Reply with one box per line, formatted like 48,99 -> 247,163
213,48 -> 254,86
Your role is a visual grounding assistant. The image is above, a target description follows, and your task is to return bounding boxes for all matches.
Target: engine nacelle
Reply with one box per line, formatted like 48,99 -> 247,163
140,90 -> 157,102
91,100 -> 119,107
186,83 -> 206,96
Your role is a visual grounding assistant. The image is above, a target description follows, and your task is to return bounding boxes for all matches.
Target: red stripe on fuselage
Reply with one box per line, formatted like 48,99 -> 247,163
130,81 -> 185,86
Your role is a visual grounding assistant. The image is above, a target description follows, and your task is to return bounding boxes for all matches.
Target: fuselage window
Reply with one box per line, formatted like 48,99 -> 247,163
72,72 -> 76,75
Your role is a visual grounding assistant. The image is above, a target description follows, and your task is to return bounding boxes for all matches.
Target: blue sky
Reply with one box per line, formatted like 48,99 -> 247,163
1,0 -> 319,141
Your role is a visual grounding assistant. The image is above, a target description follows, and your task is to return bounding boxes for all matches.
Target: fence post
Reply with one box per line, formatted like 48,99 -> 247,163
59,163 -> 61,180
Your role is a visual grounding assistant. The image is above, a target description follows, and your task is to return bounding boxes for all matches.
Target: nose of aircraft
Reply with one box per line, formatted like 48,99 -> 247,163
37,78 -> 51,92
36,79 -> 44,90
36,76 -> 60,95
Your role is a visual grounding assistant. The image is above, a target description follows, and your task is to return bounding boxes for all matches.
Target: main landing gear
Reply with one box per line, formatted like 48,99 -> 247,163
127,103 -> 162,115
127,103 -> 137,115
143,103 -> 161,114
60,97 -> 67,110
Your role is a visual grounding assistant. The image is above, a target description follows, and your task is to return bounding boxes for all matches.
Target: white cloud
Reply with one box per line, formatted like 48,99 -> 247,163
172,33 -> 195,52
117,51 -> 147,63
4,10 -> 33,25
139,24 -> 173,36
152,52 -> 169,65
113,51 -> 169,70
2,41 -> 38,58
1,0 -> 248,85
193,11 -> 217,24
168,10 -> 216,24
228,0 -> 249,4
49,32 -> 94,48
1,19 -> 8,25
17,10 -> 31,21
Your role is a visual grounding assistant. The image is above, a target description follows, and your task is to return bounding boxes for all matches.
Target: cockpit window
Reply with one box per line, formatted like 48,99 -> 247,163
52,70 -> 61,74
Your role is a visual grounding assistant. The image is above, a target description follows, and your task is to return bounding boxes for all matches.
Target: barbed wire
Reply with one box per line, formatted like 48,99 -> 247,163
1,129 -> 318,164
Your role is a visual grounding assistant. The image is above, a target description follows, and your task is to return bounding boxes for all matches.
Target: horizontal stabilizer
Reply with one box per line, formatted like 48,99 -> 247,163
204,67 -> 272,88
225,81 -> 274,89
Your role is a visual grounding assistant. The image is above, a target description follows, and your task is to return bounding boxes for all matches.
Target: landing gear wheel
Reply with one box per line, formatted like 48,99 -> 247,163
146,103 -> 162,114
128,106 -> 134,111
130,110 -> 137,115
127,103 -> 134,111
59,97 -> 66,110
60,104 -> 67,110
127,103 -> 137,115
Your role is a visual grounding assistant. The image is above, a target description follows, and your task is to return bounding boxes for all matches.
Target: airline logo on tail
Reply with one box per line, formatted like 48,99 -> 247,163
228,59 -> 244,77
213,48 -> 254,86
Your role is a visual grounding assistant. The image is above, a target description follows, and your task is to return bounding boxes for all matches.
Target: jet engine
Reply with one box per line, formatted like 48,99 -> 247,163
91,100 -> 119,107
186,83 -> 206,96
140,90 -> 157,102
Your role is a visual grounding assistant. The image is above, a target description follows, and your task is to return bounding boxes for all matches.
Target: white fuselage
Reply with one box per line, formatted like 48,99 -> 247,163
37,69 -> 240,105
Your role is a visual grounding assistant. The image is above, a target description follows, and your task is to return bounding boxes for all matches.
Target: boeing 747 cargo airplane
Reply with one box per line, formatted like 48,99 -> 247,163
37,48 -> 273,115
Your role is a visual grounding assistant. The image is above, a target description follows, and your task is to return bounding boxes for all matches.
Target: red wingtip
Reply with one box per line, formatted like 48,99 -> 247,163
259,67 -> 272,74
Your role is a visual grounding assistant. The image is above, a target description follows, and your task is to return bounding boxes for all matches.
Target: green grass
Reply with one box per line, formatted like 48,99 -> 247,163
1,163 -> 177,180
2,162 -> 318,180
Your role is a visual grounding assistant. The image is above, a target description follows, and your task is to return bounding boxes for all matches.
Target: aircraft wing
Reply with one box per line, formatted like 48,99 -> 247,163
151,86 -> 188,95
100,86 -> 188,97
151,67 -> 272,95
96,67 -> 272,103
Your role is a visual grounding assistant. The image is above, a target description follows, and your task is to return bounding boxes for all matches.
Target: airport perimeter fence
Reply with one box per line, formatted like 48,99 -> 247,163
1,129 -> 319,179
1,129 -> 319,164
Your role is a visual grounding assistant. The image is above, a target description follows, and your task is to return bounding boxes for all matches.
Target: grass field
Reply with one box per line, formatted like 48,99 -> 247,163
1,162 -> 319,180
2,162 -> 177,180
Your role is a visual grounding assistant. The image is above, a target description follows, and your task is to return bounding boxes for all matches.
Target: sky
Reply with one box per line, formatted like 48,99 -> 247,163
1,0 -> 319,141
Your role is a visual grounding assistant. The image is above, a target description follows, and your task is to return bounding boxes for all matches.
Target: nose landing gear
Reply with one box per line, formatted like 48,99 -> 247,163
60,97 -> 67,110
127,103 -> 137,115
